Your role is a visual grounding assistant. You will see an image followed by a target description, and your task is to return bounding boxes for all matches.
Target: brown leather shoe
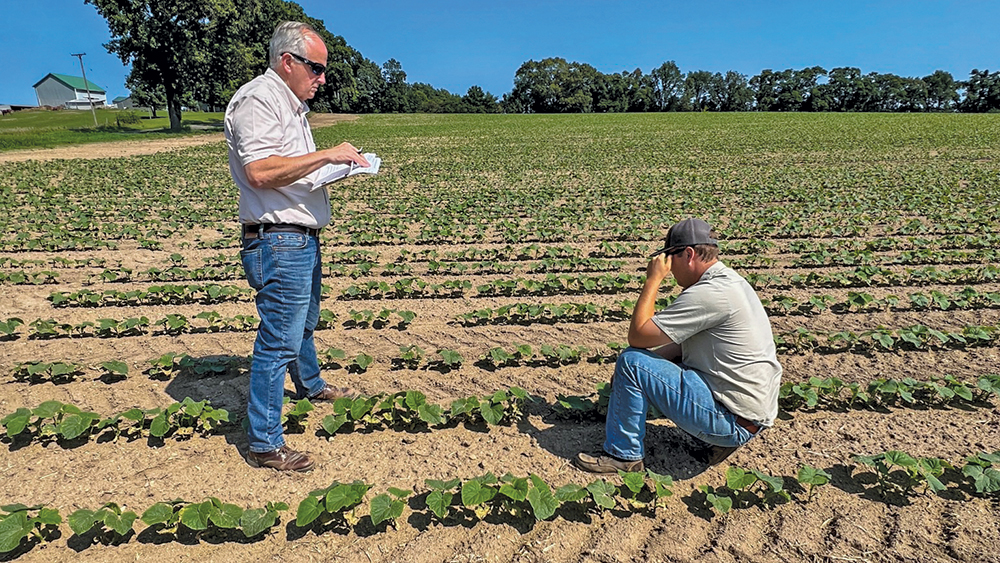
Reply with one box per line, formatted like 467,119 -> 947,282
247,445 -> 315,472
309,384 -> 358,401
575,452 -> 644,474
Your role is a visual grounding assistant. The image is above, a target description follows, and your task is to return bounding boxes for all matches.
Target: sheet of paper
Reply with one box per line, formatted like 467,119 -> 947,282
311,152 -> 382,191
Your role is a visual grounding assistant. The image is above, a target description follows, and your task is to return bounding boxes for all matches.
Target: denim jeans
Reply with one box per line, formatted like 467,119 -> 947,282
241,230 -> 327,453
604,347 -> 755,461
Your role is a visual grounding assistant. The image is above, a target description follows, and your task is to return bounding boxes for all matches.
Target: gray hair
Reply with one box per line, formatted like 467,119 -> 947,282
269,21 -> 320,70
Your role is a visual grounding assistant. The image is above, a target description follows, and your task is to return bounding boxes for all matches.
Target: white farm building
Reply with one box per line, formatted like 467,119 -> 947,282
33,73 -> 106,109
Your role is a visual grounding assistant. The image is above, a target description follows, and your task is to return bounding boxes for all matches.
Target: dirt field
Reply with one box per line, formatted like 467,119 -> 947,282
1,113 -> 998,563
0,114 -> 356,163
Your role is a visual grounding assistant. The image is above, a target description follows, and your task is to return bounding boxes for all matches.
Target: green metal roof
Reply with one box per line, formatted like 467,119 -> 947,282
33,73 -> 106,93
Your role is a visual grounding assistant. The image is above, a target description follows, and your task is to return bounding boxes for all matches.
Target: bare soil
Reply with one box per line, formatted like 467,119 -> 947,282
1,235 -> 998,563
0,114 -> 357,163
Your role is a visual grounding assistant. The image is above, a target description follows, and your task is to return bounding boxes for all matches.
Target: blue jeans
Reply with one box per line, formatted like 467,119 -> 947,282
241,230 -> 327,453
604,347 -> 755,461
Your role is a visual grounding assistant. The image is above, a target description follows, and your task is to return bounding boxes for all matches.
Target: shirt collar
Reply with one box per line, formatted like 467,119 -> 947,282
698,261 -> 726,282
263,68 -> 310,116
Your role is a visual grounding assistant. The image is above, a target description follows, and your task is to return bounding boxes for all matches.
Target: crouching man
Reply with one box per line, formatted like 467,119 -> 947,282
575,218 -> 782,473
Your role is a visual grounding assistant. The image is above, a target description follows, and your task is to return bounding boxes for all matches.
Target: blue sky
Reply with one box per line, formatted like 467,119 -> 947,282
1,1 -> 997,106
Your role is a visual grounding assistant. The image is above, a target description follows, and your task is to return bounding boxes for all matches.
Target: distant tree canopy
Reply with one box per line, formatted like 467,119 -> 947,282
502,58 -> 1000,114
87,1 -> 998,121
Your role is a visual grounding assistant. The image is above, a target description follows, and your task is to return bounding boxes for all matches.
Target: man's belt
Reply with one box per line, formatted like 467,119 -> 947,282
242,223 -> 321,238
735,416 -> 761,435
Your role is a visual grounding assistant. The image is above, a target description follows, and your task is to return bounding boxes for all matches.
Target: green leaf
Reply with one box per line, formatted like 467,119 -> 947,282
554,483 -> 588,503
1,408 -> 31,437
461,479 -> 497,507
209,503 -> 243,529
417,403 -> 444,425
586,480 -> 617,510
425,478 -> 460,491
105,511 -> 137,536
480,402 -> 504,425
67,509 -> 97,536
498,477 -> 528,502
149,413 -> 170,437
884,450 -> 917,468
140,503 -> 175,526
100,360 -> 129,376
240,508 -> 276,538
295,496 -> 322,527
725,466 -> 758,491
425,490 -> 452,519
0,511 -> 30,553
34,507 -> 61,526
58,413 -> 96,440
526,475 -> 559,521
619,471 -> 646,495
369,494 -> 404,526
797,465 -> 831,486
321,413 -> 349,435
179,501 -> 211,531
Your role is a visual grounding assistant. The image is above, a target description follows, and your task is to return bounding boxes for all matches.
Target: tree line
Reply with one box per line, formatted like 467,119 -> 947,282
87,0 -> 999,131
499,59 -> 1000,114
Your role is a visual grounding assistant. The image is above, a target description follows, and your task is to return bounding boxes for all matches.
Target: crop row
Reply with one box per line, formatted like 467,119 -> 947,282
5,371 -> 997,446
340,273 -> 647,300
762,287 -> 1000,316
3,449 -> 998,555
1,387 -> 529,446
49,284 -> 252,308
745,264 -> 1000,290
0,307 -> 420,340
0,397 -> 228,443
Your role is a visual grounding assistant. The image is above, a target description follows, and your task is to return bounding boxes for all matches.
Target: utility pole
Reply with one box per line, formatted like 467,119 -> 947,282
70,53 -> 99,127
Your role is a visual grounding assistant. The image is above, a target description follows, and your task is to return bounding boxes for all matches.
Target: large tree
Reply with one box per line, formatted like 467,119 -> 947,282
87,0 -> 223,130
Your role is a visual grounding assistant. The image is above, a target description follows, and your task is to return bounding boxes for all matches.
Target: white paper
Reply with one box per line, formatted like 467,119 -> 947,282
311,152 -> 382,191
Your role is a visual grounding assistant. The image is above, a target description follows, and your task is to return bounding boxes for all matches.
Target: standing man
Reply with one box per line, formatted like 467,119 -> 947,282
575,218 -> 782,473
225,21 -> 370,472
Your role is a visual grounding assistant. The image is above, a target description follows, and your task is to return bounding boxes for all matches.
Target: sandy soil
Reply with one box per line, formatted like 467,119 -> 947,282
1,234 -> 998,563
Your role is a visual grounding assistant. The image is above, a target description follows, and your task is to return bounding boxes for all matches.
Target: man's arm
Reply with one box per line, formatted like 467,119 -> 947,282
244,142 -> 370,190
628,254 -> 675,349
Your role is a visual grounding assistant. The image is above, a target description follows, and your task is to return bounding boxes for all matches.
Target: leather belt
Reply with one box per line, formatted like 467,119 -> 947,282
735,416 -> 761,435
242,223 -> 321,239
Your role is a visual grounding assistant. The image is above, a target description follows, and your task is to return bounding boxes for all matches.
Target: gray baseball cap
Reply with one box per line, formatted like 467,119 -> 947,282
650,218 -> 718,258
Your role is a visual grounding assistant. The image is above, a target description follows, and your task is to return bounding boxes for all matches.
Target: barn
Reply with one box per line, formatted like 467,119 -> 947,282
32,73 -> 107,109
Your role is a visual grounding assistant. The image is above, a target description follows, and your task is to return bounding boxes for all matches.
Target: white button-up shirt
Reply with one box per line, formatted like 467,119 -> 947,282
225,68 -> 330,228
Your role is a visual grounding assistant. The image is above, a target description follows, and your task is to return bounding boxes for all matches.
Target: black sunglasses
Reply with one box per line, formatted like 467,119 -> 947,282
285,52 -> 326,76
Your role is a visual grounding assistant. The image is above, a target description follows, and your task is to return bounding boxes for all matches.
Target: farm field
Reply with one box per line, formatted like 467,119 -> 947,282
1,112 -> 999,562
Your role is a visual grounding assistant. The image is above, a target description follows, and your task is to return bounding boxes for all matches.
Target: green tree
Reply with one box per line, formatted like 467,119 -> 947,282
87,0 -> 221,130
959,69 -> 1000,113
462,86 -> 500,113
650,61 -> 684,111
683,70 -> 715,111
922,70 -> 958,111
381,58 -> 409,112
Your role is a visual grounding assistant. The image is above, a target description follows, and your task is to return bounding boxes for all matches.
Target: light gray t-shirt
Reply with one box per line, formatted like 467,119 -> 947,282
225,68 -> 330,229
651,262 -> 782,427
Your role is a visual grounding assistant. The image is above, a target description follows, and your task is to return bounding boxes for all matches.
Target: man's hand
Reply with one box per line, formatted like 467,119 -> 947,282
243,141 -> 370,190
322,142 -> 370,168
646,253 -> 670,282
627,254 -> 674,349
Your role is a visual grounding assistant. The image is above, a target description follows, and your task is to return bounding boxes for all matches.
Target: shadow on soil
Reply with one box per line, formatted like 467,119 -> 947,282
518,412 -> 717,480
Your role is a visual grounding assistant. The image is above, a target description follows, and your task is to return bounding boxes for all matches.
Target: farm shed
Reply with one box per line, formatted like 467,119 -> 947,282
112,95 -> 133,109
32,73 -> 106,109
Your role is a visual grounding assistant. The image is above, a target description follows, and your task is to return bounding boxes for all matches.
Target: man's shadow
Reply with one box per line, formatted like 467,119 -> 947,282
519,412 -> 716,479
162,354 -> 252,455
